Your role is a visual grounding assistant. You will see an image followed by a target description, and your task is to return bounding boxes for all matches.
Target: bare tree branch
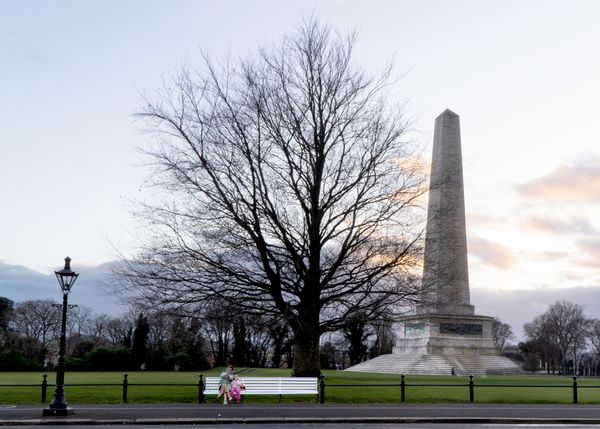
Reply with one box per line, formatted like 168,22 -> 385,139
115,19 -> 425,376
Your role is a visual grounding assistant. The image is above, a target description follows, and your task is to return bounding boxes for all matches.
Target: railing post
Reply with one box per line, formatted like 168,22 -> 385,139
319,374 -> 325,404
469,375 -> 474,403
41,373 -> 48,403
400,374 -> 406,403
573,376 -> 578,404
122,373 -> 128,403
198,374 -> 205,404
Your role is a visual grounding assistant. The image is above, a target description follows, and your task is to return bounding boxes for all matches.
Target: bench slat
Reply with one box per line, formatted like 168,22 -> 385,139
204,376 -> 318,396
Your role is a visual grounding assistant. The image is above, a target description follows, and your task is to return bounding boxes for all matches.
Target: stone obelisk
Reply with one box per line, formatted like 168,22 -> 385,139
420,109 -> 474,315
397,109 -> 496,357
345,110 -> 523,375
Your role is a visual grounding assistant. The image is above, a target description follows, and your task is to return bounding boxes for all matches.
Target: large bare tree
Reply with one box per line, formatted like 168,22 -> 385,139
525,301 -> 590,375
120,20 -> 425,376
11,299 -> 60,357
491,317 -> 515,352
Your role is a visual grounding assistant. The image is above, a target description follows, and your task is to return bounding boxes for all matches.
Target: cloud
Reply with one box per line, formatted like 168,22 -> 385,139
0,261 -> 125,315
517,159 -> 600,203
571,259 -> 600,270
472,286 -> 600,341
575,237 -> 600,257
468,236 -> 516,270
395,156 -> 431,177
558,270 -> 589,282
467,212 -> 501,229
567,238 -> 600,273
527,250 -> 570,262
0,262 -> 50,300
519,215 -> 596,235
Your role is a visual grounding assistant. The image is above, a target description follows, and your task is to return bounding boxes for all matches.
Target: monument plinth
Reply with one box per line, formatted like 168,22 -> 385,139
346,110 -> 522,375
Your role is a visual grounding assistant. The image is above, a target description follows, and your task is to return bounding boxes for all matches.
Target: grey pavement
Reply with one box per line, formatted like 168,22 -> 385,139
0,425 -> 597,429
3,404 -> 600,425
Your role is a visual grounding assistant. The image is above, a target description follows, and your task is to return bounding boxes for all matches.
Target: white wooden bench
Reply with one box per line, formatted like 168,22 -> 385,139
203,376 -> 319,402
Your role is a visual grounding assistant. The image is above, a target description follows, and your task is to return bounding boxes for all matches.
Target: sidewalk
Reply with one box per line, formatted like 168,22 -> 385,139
3,403 -> 600,425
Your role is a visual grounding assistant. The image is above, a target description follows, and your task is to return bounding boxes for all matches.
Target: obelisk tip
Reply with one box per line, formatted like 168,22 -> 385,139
439,108 -> 459,118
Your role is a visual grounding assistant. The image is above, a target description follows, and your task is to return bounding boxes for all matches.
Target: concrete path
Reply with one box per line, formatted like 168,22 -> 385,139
1,425 -> 598,429
2,403 -> 600,425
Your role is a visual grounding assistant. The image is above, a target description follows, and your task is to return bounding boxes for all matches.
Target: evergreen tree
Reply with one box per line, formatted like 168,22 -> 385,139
231,317 -> 247,366
342,312 -> 370,366
131,313 -> 149,369
0,297 -> 14,351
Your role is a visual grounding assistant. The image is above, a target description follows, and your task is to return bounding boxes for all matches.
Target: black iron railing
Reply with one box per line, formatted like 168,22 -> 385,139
2,373 -> 599,404
318,374 -> 594,404
0,373 -> 207,404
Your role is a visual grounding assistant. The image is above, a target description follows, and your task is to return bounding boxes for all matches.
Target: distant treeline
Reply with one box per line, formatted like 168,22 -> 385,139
6,296 -> 596,374
0,296 -> 394,371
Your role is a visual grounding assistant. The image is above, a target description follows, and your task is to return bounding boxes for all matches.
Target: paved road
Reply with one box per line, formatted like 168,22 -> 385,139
3,404 -> 600,425
0,425 -> 598,429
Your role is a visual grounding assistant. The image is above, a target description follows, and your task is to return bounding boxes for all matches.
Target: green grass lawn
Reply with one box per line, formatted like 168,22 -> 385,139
2,369 -> 600,405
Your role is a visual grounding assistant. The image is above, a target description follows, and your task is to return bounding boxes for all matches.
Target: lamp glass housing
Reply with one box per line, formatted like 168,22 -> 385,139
54,257 -> 79,293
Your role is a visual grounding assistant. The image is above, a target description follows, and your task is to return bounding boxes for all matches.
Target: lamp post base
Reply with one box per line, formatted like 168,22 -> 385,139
42,407 -> 74,416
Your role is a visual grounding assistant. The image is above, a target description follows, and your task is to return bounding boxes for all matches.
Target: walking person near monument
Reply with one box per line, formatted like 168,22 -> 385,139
217,365 -> 234,404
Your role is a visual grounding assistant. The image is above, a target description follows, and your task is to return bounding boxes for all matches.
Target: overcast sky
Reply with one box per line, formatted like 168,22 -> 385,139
2,0 -> 600,339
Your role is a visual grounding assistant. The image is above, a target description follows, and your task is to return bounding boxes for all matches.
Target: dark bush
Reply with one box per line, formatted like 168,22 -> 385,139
320,352 -> 336,370
192,354 -> 211,371
65,357 -> 90,371
165,351 -> 193,370
84,346 -> 133,371
0,350 -> 40,371
71,340 -> 96,358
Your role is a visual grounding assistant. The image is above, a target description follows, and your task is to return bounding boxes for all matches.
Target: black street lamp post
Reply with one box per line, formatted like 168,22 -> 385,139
43,257 -> 79,417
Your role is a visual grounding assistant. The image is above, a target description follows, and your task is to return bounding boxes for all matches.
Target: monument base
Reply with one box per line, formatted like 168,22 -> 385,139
345,313 -> 523,375
394,313 -> 498,356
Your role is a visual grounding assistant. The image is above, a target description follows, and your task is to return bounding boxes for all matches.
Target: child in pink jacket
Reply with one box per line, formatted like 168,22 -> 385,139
230,375 -> 245,403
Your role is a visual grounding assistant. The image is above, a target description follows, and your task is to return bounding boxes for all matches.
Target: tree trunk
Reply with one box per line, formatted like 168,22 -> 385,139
291,330 -> 321,377
231,317 -> 246,366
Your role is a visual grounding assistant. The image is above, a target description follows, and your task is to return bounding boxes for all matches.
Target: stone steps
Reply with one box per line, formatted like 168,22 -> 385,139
409,354 -> 453,375
344,353 -> 418,375
345,353 -> 523,375
448,354 -> 523,375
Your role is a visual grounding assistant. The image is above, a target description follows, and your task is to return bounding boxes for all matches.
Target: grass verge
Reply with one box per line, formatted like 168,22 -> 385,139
1,369 -> 599,405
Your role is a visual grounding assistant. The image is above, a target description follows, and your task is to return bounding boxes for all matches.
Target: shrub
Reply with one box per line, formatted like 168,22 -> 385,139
165,351 -> 193,370
84,346 -> 133,371
0,350 -> 40,371
65,357 -> 90,371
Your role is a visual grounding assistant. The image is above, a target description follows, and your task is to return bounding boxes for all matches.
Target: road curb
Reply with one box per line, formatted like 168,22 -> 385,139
3,417 -> 600,425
